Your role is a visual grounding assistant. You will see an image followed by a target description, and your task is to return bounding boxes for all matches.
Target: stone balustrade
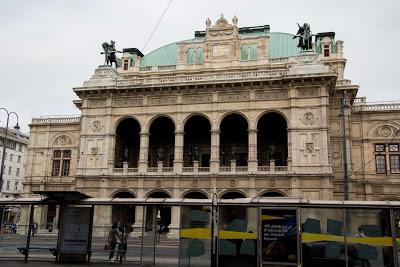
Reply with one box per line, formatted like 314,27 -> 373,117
31,115 -> 81,124
352,103 -> 400,112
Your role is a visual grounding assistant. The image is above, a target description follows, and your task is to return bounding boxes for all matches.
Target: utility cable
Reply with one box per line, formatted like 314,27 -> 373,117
142,0 -> 173,52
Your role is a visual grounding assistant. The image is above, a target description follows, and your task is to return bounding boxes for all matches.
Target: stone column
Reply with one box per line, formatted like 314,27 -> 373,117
193,160 -> 199,172
131,206 -> 144,237
168,206 -> 180,239
138,132 -> 149,173
248,128 -> 258,172
174,131 -> 184,173
210,130 -> 220,172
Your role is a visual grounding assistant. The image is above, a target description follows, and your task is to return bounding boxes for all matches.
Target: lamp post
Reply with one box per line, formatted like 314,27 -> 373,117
0,108 -> 20,197
338,93 -> 350,200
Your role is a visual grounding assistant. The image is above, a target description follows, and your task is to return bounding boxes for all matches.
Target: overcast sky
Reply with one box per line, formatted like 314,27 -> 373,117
1,0 -> 399,133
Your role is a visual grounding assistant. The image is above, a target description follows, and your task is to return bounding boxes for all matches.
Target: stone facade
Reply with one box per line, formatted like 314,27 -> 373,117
22,16 -> 400,235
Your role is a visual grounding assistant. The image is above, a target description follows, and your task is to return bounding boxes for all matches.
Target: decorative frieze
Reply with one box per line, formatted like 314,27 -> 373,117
218,92 -> 249,102
182,94 -> 212,104
113,97 -> 143,107
300,112 -> 317,126
148,96 -> 176,105
90,119 -> 104,133
255,90 -> 288,100
298,88 -> 319,98
88,99 -> 107,107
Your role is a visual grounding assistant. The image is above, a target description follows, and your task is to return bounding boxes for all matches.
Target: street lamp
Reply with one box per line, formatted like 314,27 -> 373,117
338,93 -> 350,200
210,192 -> 218,267
0,108 -> 20,196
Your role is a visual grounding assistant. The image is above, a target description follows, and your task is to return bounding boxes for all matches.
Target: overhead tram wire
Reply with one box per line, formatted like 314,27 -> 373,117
142,0 -> 174,52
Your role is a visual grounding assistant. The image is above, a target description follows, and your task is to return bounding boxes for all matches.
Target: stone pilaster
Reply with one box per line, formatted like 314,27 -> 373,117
210,129 -> 220,172
248,128 -> 258,172
138,132 -> 149,173
173,131 -> 184,173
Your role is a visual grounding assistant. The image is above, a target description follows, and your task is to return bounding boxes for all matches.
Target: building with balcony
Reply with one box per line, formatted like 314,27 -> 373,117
22,16 -> 400,235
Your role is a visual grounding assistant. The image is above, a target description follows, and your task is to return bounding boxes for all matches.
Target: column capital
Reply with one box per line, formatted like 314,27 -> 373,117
139,131 -> 149,136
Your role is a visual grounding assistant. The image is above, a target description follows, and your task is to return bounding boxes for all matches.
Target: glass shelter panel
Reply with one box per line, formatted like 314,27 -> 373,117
261,209 -> 298,266
141,206 -> 156,265
218,206 -> 257,267
301,208 -> 345,267
345,208 -> 394,267
179,205 -> 211,267
392,209 -> 400,266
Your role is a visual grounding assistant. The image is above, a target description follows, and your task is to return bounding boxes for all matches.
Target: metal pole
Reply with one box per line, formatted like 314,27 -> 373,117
25,204 -> 34,262
341,93 -> 350,200
0,112 -> 10,198
211,192 -> 217,267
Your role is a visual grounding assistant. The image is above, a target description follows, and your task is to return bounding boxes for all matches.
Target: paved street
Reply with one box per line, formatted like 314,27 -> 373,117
0,233 -> 180,266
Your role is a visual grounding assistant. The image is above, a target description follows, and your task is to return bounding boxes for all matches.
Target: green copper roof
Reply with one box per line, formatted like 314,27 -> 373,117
140,32 -> 301,67
140,42 -> 178,67
268,32 -> 301,58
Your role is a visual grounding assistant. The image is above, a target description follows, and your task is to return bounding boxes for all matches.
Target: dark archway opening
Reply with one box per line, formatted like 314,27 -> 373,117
112,191 -> 135,232
114,118 -> 140,168
183,191 -> 208,199
184,115 -> 211,167
261,191 -> 285,197
148,191 -> 171,231
220,191 -> 246,199
257,113 -> 288,166
220,114 -> 248,166
149,117 -> 175,167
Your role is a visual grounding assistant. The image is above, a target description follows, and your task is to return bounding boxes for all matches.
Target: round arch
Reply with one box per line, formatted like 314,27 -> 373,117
182,191 -> 209,199
145,114 -> 177,133
181,113 -> 212,130
146,190 -> 172,232
220,190 -> 247,199
146,190 -> 173,198
259,190 -> 287,197
217,111 -> 250,130
148,116 -> 176,168
113,116 -> 142,134
112,190 -> 136,198
114,117 -> 141,168
255,110 -> 289,128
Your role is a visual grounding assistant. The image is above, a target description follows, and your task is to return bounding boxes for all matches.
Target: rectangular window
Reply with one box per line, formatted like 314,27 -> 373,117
16,168 -> 20,176
17,156 -> 21,163
62,160 -> 70,176
390,155 -> 400,174
323,44 -> 330,57
10,154 -> 13,162
389,144 -> 399,152
8,166 -> 11,175
6,181 -> 10,190
375,155 -> 386,174
52,160 -> 61,176
15,181 -> 18,191
123,60 -> 129,70
18,144 -> 23,152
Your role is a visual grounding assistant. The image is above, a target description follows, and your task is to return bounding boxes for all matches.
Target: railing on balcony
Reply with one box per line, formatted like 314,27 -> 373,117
258,166 -> 271,172
147,167 -> 157,173
32,115 -> 81,124
127,168 -> 138,173
236,166 -> 248,172
352,103 -> 400,112
162,167 -> 173,173
113,168 -> 123,173
182,167 -> 194,173
198,167 -> 210,173
219,166 -> 231,172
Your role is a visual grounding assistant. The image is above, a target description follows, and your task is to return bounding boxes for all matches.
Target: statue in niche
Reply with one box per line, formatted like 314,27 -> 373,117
123,145 -> 129,161
193,145 -> 200,161
267,143 -> 277,160
293,23 -> 313,50
157,147 -> 164,161
230,146 -> 237,161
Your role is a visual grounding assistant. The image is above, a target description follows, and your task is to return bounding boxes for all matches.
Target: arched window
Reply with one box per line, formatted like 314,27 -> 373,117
148,117 -> 175,167
220,114 -> 248,166
196,48 -> 203,64
183,115 -> 211,167
114,118 -> 140,168
112,191 -> 136,232
187,48 -> 195,64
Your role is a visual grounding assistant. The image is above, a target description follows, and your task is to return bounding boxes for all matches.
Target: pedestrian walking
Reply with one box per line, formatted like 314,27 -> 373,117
107,223 -> 121,262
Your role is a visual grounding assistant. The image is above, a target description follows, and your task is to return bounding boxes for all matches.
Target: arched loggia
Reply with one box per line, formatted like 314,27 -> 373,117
112,191 -> 136,232
114,118 -> 140,168
257,112 -> 288,166
148,117 -> 175,167
148,191 -> 171,231
183,115 -> 211,167
220,114 -> 249,166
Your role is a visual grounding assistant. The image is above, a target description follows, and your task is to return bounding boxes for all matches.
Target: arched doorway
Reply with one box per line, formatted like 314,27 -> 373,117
257,112 -> 288,166
114,118 -> 140,168
220,114 -> 248,166
148,191 -> 171,232
112,191 -> 136,232
148,117 -> 175,167
183,115 -> 211,167
261,191 -> 286,197
183,191 -> 208,199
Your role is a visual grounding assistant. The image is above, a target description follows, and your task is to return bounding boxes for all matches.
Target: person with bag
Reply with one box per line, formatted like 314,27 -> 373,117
107,223 -> 121,262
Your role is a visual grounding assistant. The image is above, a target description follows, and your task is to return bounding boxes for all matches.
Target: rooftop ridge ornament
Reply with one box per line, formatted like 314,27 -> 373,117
101,40 -> 122,68
293,23 -> 314,50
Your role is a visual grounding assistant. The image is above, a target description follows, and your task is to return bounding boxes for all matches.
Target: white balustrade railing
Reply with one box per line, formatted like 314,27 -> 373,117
117,69 -> 288,87
258,166 -> 271,172
182,167 -> 194,173
335,79 -> 352,86
236,166 -> 248,172
162,167 -> 173,173
127,168 -> 138,173
32,115 -> 81,124
275,166 -> 288,172
113,168 -> 123,173
147,167 -> 157,173
219,166 -> 231,172
352,103 -> 400,112
198,167 -> 210,173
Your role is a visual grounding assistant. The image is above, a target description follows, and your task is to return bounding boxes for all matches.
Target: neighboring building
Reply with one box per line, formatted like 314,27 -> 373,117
0,127 -> 29,224
22,16 -> 400,235
0,127 -> 29,198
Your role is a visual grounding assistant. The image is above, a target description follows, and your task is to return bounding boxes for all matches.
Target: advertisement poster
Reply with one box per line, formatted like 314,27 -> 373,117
261,209 -> 297,264
59,207 -> 91,253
